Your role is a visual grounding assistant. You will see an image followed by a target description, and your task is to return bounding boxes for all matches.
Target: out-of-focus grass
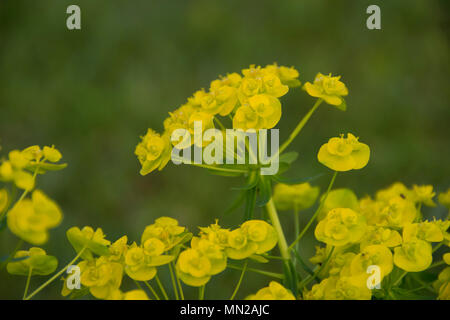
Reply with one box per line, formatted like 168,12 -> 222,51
0,0 -> 448,299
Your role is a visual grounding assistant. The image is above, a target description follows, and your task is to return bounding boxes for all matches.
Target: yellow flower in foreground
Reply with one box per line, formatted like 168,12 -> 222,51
273,183 -> 320,211
66,226 -> 111,260
123,290 -> 149,300
403,222 -> 444,243
135,129 -> 171,176
176,248 -> 212,287
7,190 -> 62,245
303,73 -> 348,108
79,256 -> 123,299
317,133 -> 369,172
315,208 -> 367,247
233,94 -> 281,130
393,239 -> 432,272
247,281 -> 295,300
7,247 -> 58,276
350,245 -> 393,280
141,216 -> 188,251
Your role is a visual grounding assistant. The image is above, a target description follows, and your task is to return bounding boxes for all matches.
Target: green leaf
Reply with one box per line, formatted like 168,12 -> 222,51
279,151 -> 299,164
25,162 -> 68,174
244,187 -> 257,220
223,191 -> 247,216
335,98 -> 347,111
273,172 -> 325,185
248,255 -> 269,263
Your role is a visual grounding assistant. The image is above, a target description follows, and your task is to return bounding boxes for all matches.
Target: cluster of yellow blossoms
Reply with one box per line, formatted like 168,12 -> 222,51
301,182 -> 450,300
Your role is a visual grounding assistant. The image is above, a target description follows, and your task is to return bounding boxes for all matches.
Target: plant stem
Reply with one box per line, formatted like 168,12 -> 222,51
23,267 -> 33,300
168,263 -> 179,300
172,261 -> 184,300
432,242 -> 444,253
199,285 -> 205,300
294,206 -> 300,268
265,199 -> 291,265
214,117 -> 226,131
298,246 -> 335,290
289,171 -> 337,250
228,264 -> 284,279
278,99 -> 323,154
392,271 -> 408,287
25,247 -> 86,300
428,260 -> 445,269
155,274 -> 169,300
230,261 -> 247,300
144,281 -> 160,300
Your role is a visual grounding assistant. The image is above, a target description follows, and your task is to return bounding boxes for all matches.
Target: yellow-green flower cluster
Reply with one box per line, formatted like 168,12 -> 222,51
273,182 -> 320,211
135,63 -> 300,175
304,181 -> 449,300
303,72 -> 348,108
246,281 -> 295,300
176,219 -> 278,287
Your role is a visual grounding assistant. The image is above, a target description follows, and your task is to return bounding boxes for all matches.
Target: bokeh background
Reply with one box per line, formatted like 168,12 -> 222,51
0,0 -> 449,299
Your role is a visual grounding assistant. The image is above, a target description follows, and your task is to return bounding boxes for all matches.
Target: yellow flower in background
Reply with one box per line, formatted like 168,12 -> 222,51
42,146 -> 62,163
403,222 -> 444,243
79,256 -> 123,299
376,182 -> 414,203
435,267 -> 450,300
444,253 -> 450,265
8,190 -> 62,245
393,239 -> 432,272
240,220 -> 277,254
438,188 -> 450,209
412,184 -> 436,207
135,129 -> 171,176
303,73 -> 348,108
233,94 -> 281,130
246,281 -> 295,300
198,221 -> 231,249
191,237 -> 227,275
317,133 -> 370,172
317,188 -> 359,220
273,182 -> 320,211
188,111 -> 215,147
210,73 -> 242,90
315,208 -> 367,247
7,247 -> 58,276
226,228 -> 258,260
265,63 -> 301,87
378,196 -> 417,228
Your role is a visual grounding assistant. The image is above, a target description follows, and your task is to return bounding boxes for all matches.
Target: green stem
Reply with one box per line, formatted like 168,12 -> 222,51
172,261 -> 184,300
23,267 -> 33,300
428,260 -> 445,269
392,271 -> 408,287
214,117 -> 226,131
168,263 -> 179,300
294,206 -> 300,267
199,285 -> 205,300
289,171 -> 337,250
0,239 -> 24,271
278,99 -> 323,154
265,199 -> 291,265
155,274 -> 169,300
299,246 -> 334,290
25,247 -> 87,300
228,264 -> 284,280
144,281 -> 160,300
230,261 -> 247,300
432,242 -> 444,253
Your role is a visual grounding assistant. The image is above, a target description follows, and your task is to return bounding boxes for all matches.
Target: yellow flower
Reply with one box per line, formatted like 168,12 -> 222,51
191,237 -> 227,275
375,182 -> 414,203
8,190 -> 62,245
438,188 -> 450,209
233,94 -> 281,130
226,228 -> 258,260
303,73 -> 348,108
198,221 -> 231,249
43,146 -> 62,163
66,226 -> 111,260
444,253 -> 450,265
412,184 -> 436,207
124,242 -> 174,281
0,158 -> 34,191
108,236 -> 128,262
273,183 -> 320,211
317,188 -> 359,220
79,256 -> 123,299
435,267 -> 450,300
317,133 -> 370,172
403,222 -> 444,243
359,226 -> 402,250
265,64 -> 301,87
240,220 -> 277,254
393,239 -> 432,272
135,129 -> 171,176
7,247 -> 58,276
210,73 -> 242,90
141,217 -> 189,251
188,111 -> 215,147
378,196 -> 417,228
176,248 -> 212,287
306,274 -> 372,300
123,290 -> 149,300
350,245 -> 393,280
315,208 -> 367,247
246,281 -> 295,300
201,86 -> 238,116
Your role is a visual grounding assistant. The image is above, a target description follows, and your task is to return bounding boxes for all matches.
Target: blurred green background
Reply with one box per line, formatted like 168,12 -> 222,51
0,0 -> 449,299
